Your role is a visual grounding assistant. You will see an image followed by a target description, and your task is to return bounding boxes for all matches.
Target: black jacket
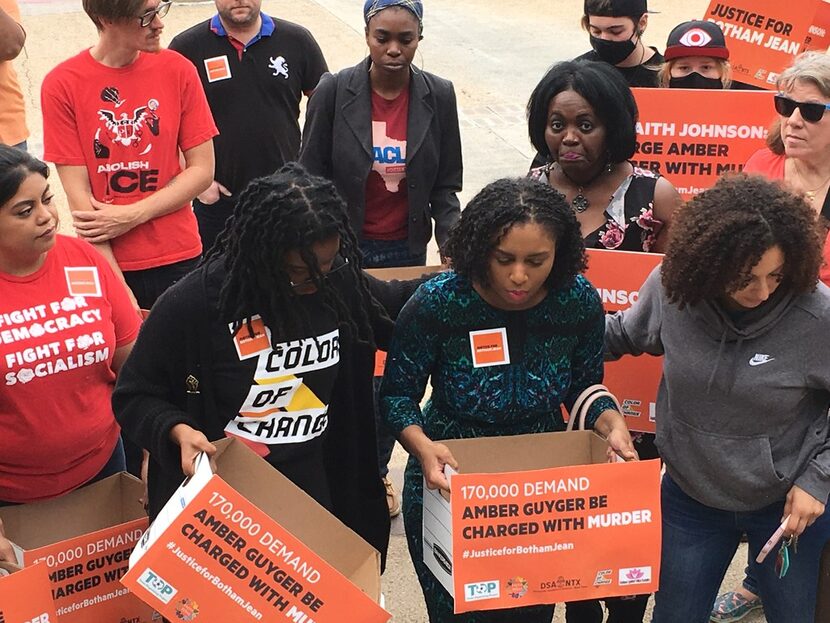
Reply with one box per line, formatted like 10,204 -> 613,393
300,58 -> 462,255
113,259 -> 417,569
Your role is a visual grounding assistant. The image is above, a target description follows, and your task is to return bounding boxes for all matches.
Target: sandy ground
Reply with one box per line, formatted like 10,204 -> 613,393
13,0 -> 765,620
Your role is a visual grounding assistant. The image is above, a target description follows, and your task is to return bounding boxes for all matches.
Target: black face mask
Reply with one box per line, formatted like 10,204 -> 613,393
669,72 -> 723,90
590,33 -> 637,66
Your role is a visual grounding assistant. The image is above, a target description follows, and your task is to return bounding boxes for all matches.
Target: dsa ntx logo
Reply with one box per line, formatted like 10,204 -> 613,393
138,568 -> 178,604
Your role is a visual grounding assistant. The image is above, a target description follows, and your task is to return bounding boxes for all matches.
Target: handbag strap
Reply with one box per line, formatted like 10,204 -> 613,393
567,384 -> 622,432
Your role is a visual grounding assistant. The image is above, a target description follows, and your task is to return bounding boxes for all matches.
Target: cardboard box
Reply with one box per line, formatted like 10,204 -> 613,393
423,430 -> 662,613
0,562 -> 59,622
0,473 -> 155,622
122,438 -> 391,622
365,265 -> 444,281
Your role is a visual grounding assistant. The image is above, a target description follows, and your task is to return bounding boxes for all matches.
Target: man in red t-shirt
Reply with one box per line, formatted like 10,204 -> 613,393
41,0 -> 218,310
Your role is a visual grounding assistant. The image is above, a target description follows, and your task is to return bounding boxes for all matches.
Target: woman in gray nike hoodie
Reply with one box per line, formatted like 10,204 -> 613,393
605,175 -> 830,623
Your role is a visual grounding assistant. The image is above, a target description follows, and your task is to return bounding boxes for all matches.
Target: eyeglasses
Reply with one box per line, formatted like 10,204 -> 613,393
288,256 -> 350,288
774,94 -> 830,123
775,535 -> 797,579
138,0 -> 171,27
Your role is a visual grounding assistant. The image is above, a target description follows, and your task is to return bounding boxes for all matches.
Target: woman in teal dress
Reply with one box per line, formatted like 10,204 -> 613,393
380,177 -> 636,622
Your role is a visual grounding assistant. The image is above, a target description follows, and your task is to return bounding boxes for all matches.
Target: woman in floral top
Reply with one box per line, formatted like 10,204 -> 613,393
527,60 -> 681,623
527,60 -> 680,253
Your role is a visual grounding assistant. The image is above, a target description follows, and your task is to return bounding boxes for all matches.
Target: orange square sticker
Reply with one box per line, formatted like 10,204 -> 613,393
374,350 -> 387,377
230,315 -> 271,359
204,55 -> 231,82
64,266 -> 101,297
469,328 -> 510,368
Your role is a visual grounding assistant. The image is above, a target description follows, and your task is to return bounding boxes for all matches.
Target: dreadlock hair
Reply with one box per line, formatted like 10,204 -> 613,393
206,162 -> 379,348
444,177 -> 587,290
662,174 -> 823,309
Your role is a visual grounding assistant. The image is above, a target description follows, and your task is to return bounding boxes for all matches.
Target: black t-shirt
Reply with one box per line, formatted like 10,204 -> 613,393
576,47 -> 664,88
170,15 -> 328,199
205,260 -> 341,506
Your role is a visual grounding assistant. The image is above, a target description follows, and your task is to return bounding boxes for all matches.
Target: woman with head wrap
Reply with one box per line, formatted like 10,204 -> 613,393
300,0 -> 462,520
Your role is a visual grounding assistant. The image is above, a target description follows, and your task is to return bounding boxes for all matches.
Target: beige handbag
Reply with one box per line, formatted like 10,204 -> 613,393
566,384 -> 622,432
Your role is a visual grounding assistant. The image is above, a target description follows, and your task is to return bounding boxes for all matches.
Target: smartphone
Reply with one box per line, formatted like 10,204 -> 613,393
756,514 -> 791,564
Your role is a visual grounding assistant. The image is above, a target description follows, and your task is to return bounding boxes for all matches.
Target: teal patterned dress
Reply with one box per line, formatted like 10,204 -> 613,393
380,271 -> 616,622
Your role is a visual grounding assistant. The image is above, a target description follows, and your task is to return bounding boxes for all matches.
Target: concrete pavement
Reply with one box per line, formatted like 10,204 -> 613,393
13,0 -> 764,620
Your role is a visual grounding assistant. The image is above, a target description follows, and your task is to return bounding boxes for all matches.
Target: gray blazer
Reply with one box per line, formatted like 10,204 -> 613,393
300,58 -> 462,254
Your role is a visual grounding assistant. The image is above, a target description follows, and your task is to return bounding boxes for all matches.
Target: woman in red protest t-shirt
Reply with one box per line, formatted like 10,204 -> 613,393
745,52 -> 830,287
0,146 -> 140,559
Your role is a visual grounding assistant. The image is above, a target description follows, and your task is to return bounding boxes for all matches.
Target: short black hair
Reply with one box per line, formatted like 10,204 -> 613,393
83,0 -> 146,30
527,60 -> 638,164
662,174 -> 823,308
445,177 -> 587,290
0,144 -> 49,208
207,162 -> 381,347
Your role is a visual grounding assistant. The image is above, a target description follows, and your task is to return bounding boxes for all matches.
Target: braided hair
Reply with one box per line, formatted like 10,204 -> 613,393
206,162 -> 379,347
444,177 -> 587,290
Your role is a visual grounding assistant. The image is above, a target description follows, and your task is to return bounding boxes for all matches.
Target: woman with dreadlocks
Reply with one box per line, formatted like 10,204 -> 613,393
380,177 -> 637,622
113,162 -> 395,562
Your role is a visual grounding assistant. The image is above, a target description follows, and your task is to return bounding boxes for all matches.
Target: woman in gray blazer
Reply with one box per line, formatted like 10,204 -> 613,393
300,0 -> 462,270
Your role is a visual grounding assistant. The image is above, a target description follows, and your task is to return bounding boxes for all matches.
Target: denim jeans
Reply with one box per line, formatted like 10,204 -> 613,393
123,256 -> 200,311
361,238 -> 426,477
653,473 -> 830,623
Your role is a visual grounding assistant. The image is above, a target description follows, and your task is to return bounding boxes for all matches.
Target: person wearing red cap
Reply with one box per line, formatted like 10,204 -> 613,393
577,0 -> 663,89
659,20 -> 732,89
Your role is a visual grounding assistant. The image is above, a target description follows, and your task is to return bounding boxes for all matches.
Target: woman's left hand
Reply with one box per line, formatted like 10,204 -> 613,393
594,409 -> 639,462
783,485 -> 826,537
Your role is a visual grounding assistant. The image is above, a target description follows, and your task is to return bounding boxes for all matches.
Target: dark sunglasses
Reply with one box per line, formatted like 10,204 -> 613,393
289,256 -> 350,288
774,94 -> 830,123
138,0 -> 171,27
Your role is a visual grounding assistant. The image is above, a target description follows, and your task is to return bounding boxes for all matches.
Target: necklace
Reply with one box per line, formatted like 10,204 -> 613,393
556,162 -> 613,212
792,159 -> 830,203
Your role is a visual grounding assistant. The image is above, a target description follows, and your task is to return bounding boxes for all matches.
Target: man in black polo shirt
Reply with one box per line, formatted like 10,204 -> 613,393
170,0 -> 327,252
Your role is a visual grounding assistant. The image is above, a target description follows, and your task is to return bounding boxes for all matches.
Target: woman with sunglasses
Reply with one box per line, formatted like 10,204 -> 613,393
709,51 -> 830,623
113,163 -> 405,567
606,174 -> 830,623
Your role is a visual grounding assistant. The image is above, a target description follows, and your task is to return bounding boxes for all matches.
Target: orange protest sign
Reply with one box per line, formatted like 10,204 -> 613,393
435,433 -> 661,613
803,0 -> 830,52
705,0 -> 822,88
0,474 -> 155,623
123,440 -> 390,623
584,249 -> 663,434
0,564 -> 58,623
631,88 -> 771,200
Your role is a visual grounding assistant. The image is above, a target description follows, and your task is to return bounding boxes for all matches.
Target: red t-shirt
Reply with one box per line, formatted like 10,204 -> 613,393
364,89 -> 409,240
0,236 -> 141,503
41,49 -> 218,271
745,147 -> 830,286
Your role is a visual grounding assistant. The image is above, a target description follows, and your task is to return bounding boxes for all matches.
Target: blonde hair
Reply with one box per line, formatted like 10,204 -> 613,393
658,57 -> 732,89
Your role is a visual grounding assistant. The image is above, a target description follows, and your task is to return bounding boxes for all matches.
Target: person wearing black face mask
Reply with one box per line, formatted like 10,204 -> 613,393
658,20 -> 731,90
576,0 -> 663,89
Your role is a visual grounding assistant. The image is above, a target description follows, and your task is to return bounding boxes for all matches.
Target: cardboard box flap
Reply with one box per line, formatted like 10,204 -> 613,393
443,430 -> 609,474
212,439 -> 381,600
0,473 -> 145,550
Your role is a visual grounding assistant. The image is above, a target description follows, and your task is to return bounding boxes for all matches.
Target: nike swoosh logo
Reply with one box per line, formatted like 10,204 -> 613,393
749,357 -> 775,366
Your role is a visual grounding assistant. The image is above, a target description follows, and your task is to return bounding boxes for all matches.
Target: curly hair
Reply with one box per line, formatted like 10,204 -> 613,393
444,177 -> 587,290
527,60 -> 638,164
205,162 -> 380,347
662,174 -> 823,308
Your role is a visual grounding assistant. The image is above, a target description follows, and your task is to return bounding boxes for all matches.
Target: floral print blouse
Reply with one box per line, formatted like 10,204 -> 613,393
529,164 -> 664,252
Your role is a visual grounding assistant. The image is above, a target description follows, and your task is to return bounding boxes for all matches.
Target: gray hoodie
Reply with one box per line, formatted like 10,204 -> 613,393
605,266 -> 830,511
